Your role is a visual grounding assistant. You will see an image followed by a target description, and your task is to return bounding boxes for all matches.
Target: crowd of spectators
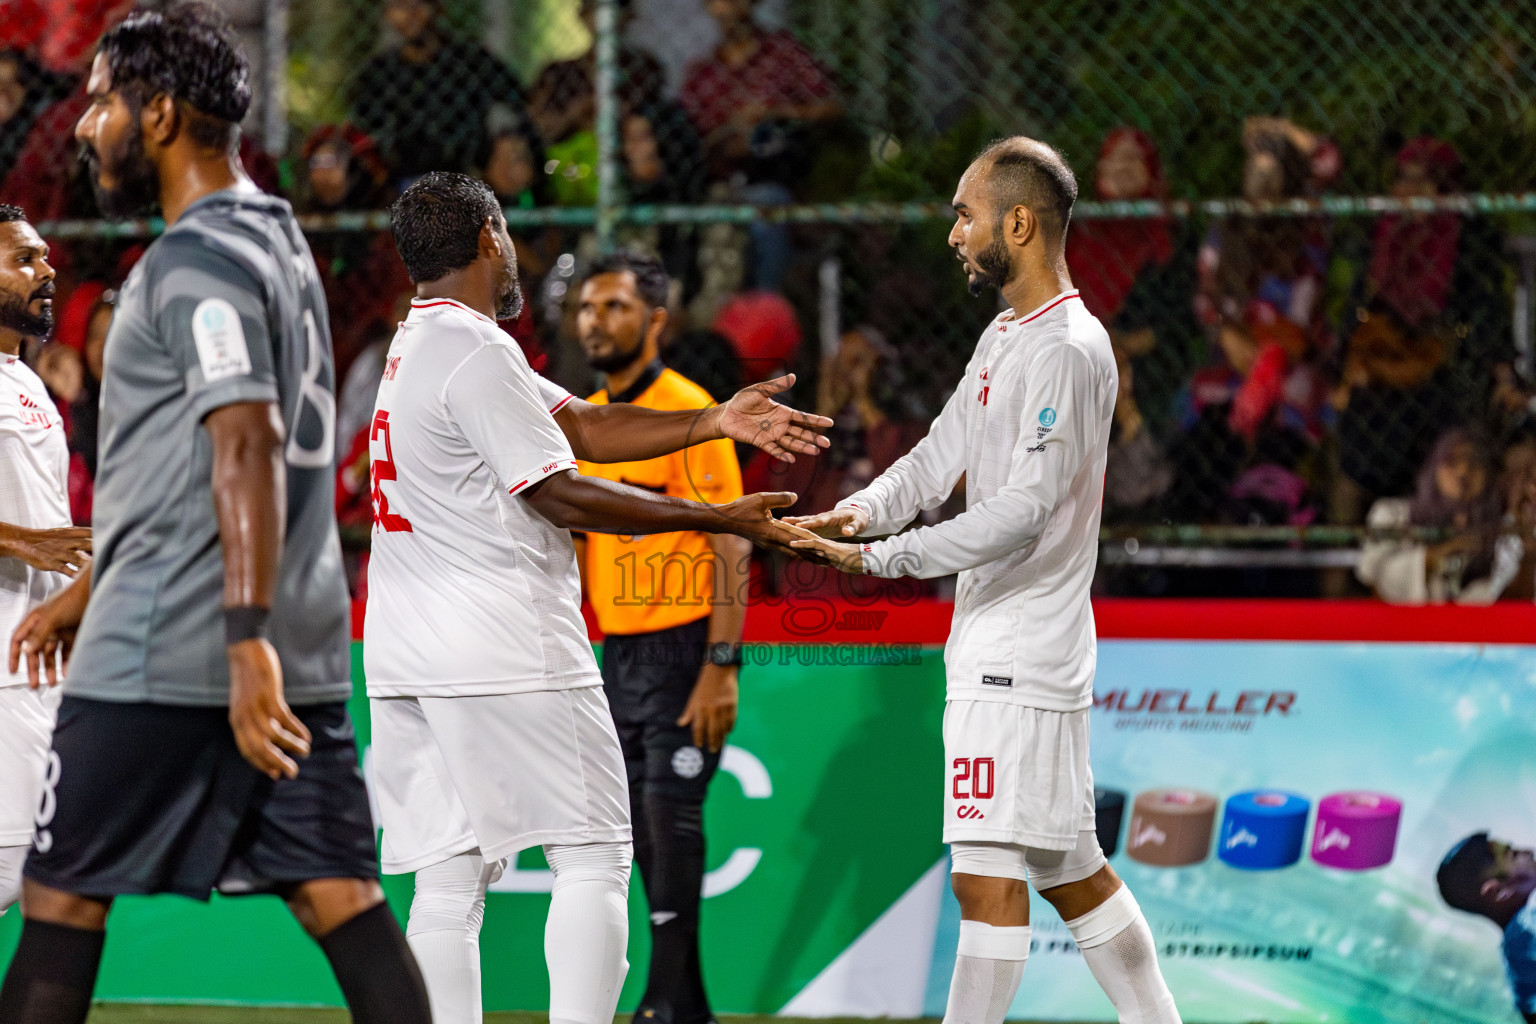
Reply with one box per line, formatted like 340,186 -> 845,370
1,0 -> 1531,603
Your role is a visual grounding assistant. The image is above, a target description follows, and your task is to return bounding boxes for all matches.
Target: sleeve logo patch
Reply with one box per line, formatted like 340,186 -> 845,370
1038,408 -> 1057,428
191,297 -> 252,382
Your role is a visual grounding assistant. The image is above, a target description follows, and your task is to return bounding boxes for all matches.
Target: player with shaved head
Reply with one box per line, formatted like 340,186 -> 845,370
784,137 -> 1181,1023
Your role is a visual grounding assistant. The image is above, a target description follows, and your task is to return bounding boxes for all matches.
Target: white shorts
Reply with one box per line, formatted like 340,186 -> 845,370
370,685 -> 632,874
942,699 -> 1095,851
0,686 -> 60,846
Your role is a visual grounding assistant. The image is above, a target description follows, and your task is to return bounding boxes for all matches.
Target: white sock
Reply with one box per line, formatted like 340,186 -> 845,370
544,841 -> 632,1024
1065,887 -> 1181,1024
0,844 -> 24,915
406,848 -> 501,1024
942,920 -> 1030,1024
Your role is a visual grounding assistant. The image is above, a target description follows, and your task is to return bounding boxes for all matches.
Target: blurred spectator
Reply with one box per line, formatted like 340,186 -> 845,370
619,103 -> 705,280
800,325 -> 923,514
1068,127 -> 1174,327
298,124 -> 411,379
1332,137 -> 1467,522
680,0 -> 840,178
0,47 -> 66,185
1105,344 -> 1174,517
1357,428 -> 1504,604
1168,118 -> 1336,523
680,0 -> 841,290
350,0 -> 533,184
1492,441 -> 1536,601
1066,126 -> 1198,438
527,0 -> 664,149
481,115 -> 546,209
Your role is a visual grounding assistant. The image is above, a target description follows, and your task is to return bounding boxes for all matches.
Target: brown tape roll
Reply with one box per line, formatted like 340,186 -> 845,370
1127,788 -> 1218,867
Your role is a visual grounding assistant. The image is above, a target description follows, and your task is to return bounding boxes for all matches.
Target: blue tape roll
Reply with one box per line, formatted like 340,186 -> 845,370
1218,790 -> 1310,870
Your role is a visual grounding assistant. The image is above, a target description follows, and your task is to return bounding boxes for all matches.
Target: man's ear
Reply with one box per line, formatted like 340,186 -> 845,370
142,93 -> 178,148
1006,204 -> 1037,248
479,216 -> 503,258
644,306 -> 669,345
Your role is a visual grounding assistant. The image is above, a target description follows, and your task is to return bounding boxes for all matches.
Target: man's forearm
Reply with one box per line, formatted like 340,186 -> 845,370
562,402 -> 722,463
207,404 -> 286,609
525,470 -> 736,536
707,534 -> 751,644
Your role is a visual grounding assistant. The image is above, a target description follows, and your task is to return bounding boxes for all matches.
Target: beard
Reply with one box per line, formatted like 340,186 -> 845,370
584,331 -> 646,374
967,235 -> 1014,298
493,249 -> 523,320
82,124 -> 160,219
0,284 -> 54,339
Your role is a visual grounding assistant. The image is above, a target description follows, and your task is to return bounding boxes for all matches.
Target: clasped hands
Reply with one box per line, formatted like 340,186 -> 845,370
772,504 -> 869,575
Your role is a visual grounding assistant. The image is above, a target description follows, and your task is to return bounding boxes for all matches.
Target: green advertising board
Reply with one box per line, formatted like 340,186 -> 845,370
0,643 -> 947,1012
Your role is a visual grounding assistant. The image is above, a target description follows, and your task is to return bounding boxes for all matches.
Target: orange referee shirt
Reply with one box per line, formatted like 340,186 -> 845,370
578,360 -> 744,636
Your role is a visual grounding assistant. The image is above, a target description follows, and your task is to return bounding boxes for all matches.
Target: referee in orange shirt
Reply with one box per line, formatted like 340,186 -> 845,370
573,251 -> 745,1024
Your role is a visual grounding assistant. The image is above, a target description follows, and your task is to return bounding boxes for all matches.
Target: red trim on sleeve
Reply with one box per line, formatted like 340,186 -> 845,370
507,458 -> 578,495
549,395 -> 574,414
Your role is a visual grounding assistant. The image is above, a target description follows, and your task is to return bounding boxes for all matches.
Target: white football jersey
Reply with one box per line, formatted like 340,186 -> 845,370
363,298 -> 596,697
0,353 -> 73,689
840,291 -> 1117,712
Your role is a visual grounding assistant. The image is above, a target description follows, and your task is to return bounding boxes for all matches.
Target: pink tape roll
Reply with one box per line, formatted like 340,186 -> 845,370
1310,792 -> 1402,870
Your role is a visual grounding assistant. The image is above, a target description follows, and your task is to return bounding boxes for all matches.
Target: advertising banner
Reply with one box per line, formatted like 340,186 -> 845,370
2,600 -> 1534,1023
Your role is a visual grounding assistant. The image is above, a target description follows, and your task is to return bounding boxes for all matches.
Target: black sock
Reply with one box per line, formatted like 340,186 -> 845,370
318,902 -> 432,1024
0,919 -> 106,1024
638,792 -> 710,1023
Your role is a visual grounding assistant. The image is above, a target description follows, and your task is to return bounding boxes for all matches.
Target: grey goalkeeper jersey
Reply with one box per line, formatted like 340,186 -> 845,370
66,188 -> 351,706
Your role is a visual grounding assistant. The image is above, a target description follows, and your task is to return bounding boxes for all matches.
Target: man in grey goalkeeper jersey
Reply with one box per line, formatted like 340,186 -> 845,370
0,7 -> 430,1023
784,138 -> 1181,1024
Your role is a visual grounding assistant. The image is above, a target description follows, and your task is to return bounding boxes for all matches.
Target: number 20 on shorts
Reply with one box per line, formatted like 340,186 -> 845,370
952,757 -> 995,800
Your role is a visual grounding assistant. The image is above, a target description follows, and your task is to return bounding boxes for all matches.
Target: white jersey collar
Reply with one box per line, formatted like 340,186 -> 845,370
408,296 -> 497,324
997,289 -> 1081,330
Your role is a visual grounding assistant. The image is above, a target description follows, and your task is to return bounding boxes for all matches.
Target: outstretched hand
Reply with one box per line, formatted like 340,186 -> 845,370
718,374 -> 833,463
782,504 -> 870,539
775,519 -> 867,574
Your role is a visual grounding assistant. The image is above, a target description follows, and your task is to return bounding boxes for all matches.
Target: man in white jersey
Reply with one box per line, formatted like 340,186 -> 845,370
0,205 -> 90,915
784,138 -> 1181,1024
366,172 -> 830,1024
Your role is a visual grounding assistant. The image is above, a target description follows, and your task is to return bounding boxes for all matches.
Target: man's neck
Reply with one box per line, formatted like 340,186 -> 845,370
1000,261 -> 1074,321
160,150 -> 252,226
0,329 -> 21,357
401,33 -> 441,65
416,276 -> 496,321
718,25 -> 761,66
604,348 -> 657,398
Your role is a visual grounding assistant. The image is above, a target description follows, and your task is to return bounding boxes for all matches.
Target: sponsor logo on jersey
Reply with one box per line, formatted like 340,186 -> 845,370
671,745 -> 705,779
981,674 -> 1013,687
382,356 -> 402,380
977,366 -> 990,405
956,805 -> 985,820
17,393 -> 52,429
1038,407 -> 1057,428
191,297 -> 253,382
1024,443 -> 1047,454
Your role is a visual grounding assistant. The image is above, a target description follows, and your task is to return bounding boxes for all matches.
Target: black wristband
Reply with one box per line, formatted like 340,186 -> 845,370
225,605 -> 271,646
704,642 -> 743,668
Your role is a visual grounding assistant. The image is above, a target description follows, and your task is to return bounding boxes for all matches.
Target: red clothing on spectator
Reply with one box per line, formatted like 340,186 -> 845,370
1066,127 -> 1173,322
680,30 -> 832,138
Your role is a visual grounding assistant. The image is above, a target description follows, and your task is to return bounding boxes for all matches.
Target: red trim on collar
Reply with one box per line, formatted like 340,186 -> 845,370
1002,290 -> 1081,328
409,297 -> 495,324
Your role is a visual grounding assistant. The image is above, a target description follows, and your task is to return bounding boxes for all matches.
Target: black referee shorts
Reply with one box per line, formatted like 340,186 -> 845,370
26,697 -> 378,901
601,616 -> 721,802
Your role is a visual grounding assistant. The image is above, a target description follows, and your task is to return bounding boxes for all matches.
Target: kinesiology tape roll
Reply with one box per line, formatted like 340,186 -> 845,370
1310,792 -> 1401,870
1094,788 -> 1127,859
1127,789 -> 1217,867
1218,790 -> 1310,870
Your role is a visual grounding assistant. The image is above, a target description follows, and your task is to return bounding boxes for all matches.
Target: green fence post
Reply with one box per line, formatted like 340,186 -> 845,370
593,0 -> 619,254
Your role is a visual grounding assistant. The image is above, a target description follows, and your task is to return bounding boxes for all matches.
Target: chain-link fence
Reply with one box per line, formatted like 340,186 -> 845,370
5,0 -> 1536,598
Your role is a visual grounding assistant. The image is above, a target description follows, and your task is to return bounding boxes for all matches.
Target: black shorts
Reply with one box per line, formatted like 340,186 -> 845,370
601,617 -> 721,802
26,697 -> 378,901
